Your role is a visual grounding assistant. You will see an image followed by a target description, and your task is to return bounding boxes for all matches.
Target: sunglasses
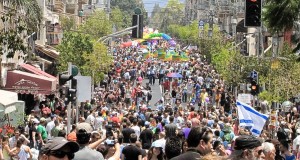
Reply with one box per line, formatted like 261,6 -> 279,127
49,150 -> 74,159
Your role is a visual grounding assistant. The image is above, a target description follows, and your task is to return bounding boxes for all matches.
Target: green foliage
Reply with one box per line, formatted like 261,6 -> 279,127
263,0 -> 300,33
111,0 -> 148,28
60,15 -> 76,31
82,42 -> 113,83
57,32 -> 113,82
0,0 -> 42,59
79,10 -> 112,39
57,32 -> 93,72
110,8 -> 124,30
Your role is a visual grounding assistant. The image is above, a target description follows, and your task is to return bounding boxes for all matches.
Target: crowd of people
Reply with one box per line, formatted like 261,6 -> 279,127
1,44 -> 300,160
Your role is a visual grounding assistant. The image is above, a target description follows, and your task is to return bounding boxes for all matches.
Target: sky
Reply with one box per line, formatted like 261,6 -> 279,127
143,0 -> 185,14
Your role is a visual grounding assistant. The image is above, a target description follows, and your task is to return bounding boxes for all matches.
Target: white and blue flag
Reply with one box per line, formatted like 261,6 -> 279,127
236,101 -> 269,137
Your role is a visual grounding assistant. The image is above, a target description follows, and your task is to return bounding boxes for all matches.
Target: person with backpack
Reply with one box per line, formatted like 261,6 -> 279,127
220,123 -> 235,143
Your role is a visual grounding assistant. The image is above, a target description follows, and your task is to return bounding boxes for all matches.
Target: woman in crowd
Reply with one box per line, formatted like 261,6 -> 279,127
2,136 -> 12,160
10,137 -> 32,160
147,146 -> 164,160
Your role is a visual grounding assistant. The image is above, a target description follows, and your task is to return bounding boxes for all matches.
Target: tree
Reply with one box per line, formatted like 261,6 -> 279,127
263,0 -> 300,53
160,0 -> 185,32
57,31 -> 112,82
110,7 -> 124,31
82,42 -> 113,83
263,0 -> 300,34
59,15 -> 76,31
79,10 -> 112,39
111,0 -> 148,28
57,32 -> 93,73
0,0 -> 42,59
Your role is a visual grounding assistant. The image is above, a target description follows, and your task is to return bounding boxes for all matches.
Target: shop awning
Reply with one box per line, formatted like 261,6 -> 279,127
35,44 -> 59,60
19,63 -> 57,80
4,70 -> 56,95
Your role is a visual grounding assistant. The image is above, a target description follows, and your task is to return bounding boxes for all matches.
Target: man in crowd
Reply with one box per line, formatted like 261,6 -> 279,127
73,122 -> 104,160
171,126 -> 213,159
121,133 -> 142,160
229,135 -> 264,160
39,137 -> 79,160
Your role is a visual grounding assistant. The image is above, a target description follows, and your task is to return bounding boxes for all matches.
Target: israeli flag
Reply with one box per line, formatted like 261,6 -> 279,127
237,101 -> 269,136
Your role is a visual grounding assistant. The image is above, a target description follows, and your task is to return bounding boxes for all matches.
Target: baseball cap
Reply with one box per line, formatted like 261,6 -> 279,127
40,117 -> 46,122
234,135 -> 262,150
152,141 -> 163,148
76,122 -> 93,134
41,137 -> 79,154
145,121 -> 150,126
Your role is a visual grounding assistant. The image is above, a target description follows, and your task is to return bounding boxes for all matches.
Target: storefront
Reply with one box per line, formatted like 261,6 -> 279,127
3,70 -> 56,95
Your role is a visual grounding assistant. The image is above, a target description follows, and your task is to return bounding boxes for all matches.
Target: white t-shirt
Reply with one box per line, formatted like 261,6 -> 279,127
46,121 -> 55,139
131,125 -> 141,138
94,116 -> 104,130
86,114 -> 95,127
293,135 -> 300,150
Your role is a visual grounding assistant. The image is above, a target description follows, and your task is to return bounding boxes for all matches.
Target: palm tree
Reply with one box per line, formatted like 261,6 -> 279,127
263,0 -> 300,33
263,0 -> 300,53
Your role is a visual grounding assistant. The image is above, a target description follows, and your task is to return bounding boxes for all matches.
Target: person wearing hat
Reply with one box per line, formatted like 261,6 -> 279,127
73,122 -> 105,160
228,135 -> 264,160
37,117 -> 48,149
39,137 -> 79,160
293,129 -> 300,158
147,142 -> 164,160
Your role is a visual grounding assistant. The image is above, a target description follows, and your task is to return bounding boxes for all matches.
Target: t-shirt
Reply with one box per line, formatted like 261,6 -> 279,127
73,146 -> 104,160
131,125 -> 141,138
140,129 -> 153,149
293,135 -> 300,151
37,125 -> 47,140
122,145 -> 142,160
122,128 -> 135,143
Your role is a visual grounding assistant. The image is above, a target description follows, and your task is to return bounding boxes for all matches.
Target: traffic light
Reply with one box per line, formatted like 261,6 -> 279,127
65,79 -> 77,103
245,0 -> 262,27
59,74 -> 73,86
250,80 -> 259,95
132,14 -> 143,38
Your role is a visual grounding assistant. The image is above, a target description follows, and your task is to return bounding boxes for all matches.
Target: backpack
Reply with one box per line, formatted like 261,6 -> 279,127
222,125 -> 232,142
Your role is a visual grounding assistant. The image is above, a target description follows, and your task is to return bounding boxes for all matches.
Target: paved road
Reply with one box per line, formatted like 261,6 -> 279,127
142,79 -> 162,110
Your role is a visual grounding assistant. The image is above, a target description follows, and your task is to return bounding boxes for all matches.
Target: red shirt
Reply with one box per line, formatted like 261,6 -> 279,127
163,81 -> 170,89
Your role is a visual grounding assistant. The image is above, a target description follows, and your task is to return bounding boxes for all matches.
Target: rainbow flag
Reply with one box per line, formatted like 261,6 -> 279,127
143,53 -> 151,59
172,55 -> 181,61
152,51 -> 158,58
158,53 -> 165,59
164,53 -> 172,61
180,53 -> 190,61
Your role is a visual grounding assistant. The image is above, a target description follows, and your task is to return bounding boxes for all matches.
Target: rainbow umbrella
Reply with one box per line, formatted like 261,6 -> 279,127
164,53 -> 172,61
167,72 -> 183,78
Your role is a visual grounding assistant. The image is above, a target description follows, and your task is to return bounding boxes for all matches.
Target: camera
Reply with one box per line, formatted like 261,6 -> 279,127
105,139 -> 115,146
105,122 -> 113,138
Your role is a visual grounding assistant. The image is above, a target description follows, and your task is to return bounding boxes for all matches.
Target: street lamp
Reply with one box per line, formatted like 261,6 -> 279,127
78,9 -> 84,24
231,18 -> 237,38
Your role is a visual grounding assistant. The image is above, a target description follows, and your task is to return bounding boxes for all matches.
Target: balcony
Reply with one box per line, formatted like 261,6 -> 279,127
46,23 -> 62,46
54,0 -> 64,13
